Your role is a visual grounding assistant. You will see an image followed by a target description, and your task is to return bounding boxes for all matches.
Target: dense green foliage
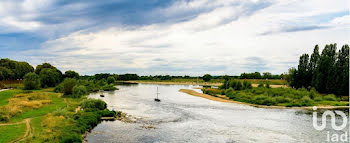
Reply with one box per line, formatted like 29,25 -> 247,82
107,76 -> 116,84
72,85 -> 87,98
202,74 -> 212,82
220,79 -> 252,90
290,44 -> 349,97
80,99 -> 107,110
212,87 -> 346,107
0,58 -> 34,80
61,78 -> 78,95
40,68 -> 62,87
23,72 -> 41,90
64,70 -> 79,79
240,72 -> 281,79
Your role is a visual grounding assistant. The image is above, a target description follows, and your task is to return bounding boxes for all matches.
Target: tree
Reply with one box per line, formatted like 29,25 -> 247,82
39,68 -> 61,87
64,70 -> 79,79
314,44 -> 337,93
202,74 -> 212,82
72,85 -> 87,98
0,67 -> 14,80
107,76 -> 116,84
262,72 -> 272,79
0,58 -> 33,80
297,54 -> 310,88
334,45 -> 349,96
23,73 -> 40,90
309,45 -> 320,87
62,78 -> 78,95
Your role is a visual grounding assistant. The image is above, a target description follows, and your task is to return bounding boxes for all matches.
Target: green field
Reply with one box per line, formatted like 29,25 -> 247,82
0,123 -> 26,143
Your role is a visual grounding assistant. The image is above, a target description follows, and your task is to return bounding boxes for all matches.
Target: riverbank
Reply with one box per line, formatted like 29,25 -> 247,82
179,89 -> 349,110
122,81 -> 288,88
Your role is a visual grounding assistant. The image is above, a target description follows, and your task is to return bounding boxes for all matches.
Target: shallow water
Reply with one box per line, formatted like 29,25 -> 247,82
86,84 -> 349,143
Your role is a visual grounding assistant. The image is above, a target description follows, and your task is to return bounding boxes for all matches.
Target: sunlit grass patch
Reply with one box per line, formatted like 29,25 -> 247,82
0,123 -> 26,143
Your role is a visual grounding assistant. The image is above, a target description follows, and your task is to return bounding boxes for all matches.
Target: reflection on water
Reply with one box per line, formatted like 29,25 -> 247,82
86,84 -> 348,143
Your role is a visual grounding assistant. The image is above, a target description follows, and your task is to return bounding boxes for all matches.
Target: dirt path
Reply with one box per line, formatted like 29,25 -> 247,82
179,89 -> 349,110
0,118 -> 32,143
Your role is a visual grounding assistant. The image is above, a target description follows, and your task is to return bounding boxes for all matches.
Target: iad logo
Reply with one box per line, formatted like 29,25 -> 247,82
312,106 -> 349,142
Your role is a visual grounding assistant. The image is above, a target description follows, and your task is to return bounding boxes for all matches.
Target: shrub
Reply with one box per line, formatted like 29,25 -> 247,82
59,132 -> 82,143
62,78 -> 77,95
300,96 -> 313,106
107,76 -> 116,84
80,99 -> 107,110
23,72 -> 41,90
72,85 -> 87,98
98,109 -> 116,117
102,84 -> 117,91
54,84 -> 64,93
323,94 -> 338,101
258,83 -> 264,87
265,83 -> 270,88
202,88 -> 222,96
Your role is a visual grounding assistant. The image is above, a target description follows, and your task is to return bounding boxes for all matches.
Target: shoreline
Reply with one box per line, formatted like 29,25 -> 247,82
121,81 -> 288,88
179,89 -> 349,110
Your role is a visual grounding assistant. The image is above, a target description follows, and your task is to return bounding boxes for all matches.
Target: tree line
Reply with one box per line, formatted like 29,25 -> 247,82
289,44 -> 349,97
0,58 -> 34,80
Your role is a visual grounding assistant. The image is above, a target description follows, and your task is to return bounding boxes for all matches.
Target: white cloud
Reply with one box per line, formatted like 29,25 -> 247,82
18,0 -> 350,75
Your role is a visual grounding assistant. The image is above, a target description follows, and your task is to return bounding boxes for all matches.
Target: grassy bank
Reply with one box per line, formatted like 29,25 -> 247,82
200,87 -> 349,107
0,88 -> 119,142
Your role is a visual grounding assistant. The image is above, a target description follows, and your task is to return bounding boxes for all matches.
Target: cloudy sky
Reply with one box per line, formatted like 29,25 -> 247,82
0,0 -> 349,75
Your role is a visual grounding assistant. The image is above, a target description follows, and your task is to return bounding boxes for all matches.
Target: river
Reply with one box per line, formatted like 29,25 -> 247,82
86,83 -> 349,143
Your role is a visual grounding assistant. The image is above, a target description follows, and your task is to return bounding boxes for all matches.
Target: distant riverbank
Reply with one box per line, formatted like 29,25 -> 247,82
121,80 -> 287,88
179,89 -> 349,110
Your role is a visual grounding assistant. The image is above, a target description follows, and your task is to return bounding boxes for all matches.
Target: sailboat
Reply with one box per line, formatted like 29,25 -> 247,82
154,87 -> 161,102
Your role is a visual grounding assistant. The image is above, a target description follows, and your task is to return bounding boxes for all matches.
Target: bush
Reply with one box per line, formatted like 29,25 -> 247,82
72,85 -> 87,98
98,109 -> 116,117
102,84 -> 117,91
265,83 -> 270,88
300,96 -> 313,106
59,132 -> 82,143
54,84 -> 64,93
80,99 -> 107,110
202,88 -> 223,96
23,72 -> 41,90
323,94 -> 338,101
62,78 -> 77,95
107,76 -> 116,84
74,112 -> 101,133
258,83 -> 264,87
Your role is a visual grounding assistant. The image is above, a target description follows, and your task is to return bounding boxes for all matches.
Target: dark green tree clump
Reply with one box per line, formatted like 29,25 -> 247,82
23,73 -> 41,90
61,78 -> 78,95
64,70 -> 79,79
290,44 -> 349,97
0,58 -> 34,80
202,74 -> 212,82
107,76 -> 116,84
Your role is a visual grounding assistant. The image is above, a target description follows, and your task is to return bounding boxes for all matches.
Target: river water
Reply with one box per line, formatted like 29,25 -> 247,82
86,84 -> 349,143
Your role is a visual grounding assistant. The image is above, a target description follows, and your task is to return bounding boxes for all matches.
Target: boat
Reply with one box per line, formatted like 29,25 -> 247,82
154,87 -> 161,102
100,94 -> 105,97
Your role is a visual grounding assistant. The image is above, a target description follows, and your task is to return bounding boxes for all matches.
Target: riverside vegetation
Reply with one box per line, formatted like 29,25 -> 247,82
0,61 -> 119,143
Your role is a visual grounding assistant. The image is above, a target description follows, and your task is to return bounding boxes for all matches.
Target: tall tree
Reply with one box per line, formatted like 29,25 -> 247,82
314,44 -> 337,93
334,45 -> 349,96
309,45 -> 320,87
297,54 -> 310,88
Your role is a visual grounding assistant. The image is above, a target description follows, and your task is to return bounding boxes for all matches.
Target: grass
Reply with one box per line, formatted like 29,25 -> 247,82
0,123 -> 26,143
202,87 -> 349,107
0,89 -> 22,106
